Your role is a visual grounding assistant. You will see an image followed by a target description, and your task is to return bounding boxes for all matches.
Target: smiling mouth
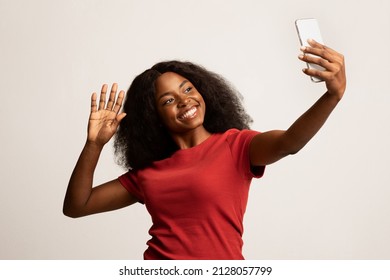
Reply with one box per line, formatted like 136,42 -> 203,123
178,106 -> 198,120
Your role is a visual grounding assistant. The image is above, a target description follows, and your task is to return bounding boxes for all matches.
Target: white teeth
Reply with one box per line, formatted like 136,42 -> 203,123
179,107 -> 197,120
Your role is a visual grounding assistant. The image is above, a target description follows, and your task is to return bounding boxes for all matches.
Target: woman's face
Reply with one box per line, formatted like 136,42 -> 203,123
154,72 -> 206,134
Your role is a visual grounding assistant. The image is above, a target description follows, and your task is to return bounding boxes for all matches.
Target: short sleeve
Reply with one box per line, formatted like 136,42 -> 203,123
118,171 -> 145,204
226,129 -> 265,179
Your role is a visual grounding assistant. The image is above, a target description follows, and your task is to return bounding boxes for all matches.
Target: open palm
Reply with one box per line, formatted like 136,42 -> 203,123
88,83 -> 126,147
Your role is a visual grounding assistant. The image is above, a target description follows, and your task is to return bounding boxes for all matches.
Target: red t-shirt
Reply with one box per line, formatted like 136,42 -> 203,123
118,129 -> 265,259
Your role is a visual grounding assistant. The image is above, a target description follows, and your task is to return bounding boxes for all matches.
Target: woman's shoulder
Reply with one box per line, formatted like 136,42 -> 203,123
222,128 -> 259,138
223,128 -> 260,147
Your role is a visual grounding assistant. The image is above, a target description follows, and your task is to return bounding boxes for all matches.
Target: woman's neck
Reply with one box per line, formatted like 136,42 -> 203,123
171,126 -> 212,149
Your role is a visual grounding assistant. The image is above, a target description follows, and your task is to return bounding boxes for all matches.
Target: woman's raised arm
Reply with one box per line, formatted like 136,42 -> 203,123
250,40 -> 346,166
63,84 -> 136,218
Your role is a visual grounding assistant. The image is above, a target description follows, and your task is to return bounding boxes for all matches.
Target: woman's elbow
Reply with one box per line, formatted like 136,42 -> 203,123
287,147 -> 301,156
63,205 -> 84,218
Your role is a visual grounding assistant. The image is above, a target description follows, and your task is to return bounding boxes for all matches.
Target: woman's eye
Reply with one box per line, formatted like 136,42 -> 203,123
184,87 -> 192,93
163,98 -> 174,105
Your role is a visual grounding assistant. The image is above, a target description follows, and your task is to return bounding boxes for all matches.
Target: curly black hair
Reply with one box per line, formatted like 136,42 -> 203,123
114,60 -> 253,170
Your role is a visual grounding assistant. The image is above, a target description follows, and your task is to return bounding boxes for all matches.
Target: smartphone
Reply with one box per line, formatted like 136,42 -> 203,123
295,18 -> 324,82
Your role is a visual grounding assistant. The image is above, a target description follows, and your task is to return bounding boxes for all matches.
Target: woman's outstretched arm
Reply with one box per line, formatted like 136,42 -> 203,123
250,39 -> 346,166
63,84 -> 137,218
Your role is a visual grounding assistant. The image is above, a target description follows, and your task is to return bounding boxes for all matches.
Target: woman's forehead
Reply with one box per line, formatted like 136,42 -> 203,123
155,72 -> 189,94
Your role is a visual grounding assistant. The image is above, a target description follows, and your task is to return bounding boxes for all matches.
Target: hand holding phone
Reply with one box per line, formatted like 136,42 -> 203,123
295,18 -> 325,82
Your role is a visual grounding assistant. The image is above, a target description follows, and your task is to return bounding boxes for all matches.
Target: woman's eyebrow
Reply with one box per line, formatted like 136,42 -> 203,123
158,80 -> 189,101
179,80 -> 189,89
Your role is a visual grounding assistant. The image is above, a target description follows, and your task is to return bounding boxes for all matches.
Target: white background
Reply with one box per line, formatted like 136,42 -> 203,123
1,0 -> 389,259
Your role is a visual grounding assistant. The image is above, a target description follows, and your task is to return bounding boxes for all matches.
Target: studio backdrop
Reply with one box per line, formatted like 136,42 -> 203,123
1,0 -> 389,259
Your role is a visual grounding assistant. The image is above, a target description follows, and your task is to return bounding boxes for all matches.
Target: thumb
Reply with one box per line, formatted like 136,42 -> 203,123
111,113 -> 127,132
116,112 -> 127,124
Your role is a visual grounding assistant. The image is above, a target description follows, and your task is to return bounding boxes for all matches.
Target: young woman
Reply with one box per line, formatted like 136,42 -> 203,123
63,39 -> 346,259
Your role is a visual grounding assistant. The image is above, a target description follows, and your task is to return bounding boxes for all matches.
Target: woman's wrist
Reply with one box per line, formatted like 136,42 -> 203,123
85,139 -> 105,153
325,90 -> 344,103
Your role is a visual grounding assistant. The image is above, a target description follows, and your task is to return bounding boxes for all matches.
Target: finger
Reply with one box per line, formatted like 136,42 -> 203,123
98,84 -> 108,110
308,39 -> 340,56
112,90 -> 125,114
106,83 -> 118,111
91,92 -> 98,113
302,42 -> 342,64
301,45 -> 334,64
302,67 -> 326,81
302,66 -> 335,82
306,38 -> 324,48
299,53 -> 335,71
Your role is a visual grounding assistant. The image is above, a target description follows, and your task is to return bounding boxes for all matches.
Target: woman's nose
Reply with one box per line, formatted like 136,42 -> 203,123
177,96 -> 191,107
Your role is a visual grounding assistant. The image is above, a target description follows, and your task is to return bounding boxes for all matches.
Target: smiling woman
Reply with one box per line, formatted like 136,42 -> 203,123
64,44 -> 346,259
154,72 -> 209,148
114,61 -> 253,170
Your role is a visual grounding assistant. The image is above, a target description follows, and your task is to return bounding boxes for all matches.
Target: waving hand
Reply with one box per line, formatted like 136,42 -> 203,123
88,83 -> 126,147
